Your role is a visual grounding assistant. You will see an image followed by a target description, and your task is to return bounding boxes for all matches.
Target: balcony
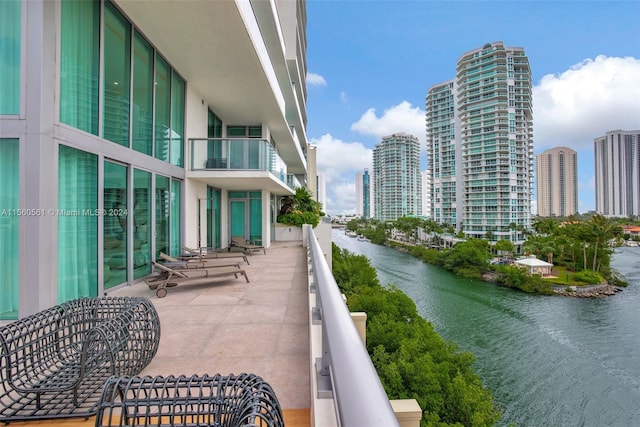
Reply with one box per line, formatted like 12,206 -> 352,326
40,226 -> 417,427
189,138 -> 294,194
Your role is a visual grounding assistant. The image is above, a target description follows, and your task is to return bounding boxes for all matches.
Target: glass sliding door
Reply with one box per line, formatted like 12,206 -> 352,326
229,191 -> 262,243
103,2 -> 131,147
206,186 -> 221,249
104,161 -> 128,289
0,140 -> 19,319
155,175 -> 169,258
133,169 -> 151,279
58,145 -> 98,302
60,0 -> 99,134
170,180 -> 181,256
230,201 -> 246,240
249,191 -> 262,243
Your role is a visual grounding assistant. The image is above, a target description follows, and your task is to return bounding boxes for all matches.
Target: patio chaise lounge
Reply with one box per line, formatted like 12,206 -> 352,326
181,245 -> 250,264
158,252 -> 242,269
145,261 -> 249,298
230,236 -> 266,255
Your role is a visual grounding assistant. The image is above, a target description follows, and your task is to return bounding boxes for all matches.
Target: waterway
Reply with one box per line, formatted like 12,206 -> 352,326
333,230 -> 640,427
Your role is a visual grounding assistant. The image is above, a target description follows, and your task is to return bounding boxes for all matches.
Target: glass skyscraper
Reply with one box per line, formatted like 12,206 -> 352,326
355,169 -> 371,218
373,133 -> 422,221
427,41 -> 533,242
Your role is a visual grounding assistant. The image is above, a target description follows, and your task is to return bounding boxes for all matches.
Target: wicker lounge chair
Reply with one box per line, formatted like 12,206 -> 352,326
145,261 -> 249,298
230,236 -> 266,255
96,373 -> 284,427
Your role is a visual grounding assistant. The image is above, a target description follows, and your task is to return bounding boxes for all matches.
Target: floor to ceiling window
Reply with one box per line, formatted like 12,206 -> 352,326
170,180 -> 181,256
0,140 -> 19,319
103,1 -> 131,147
59,0 -> 99,134
132,31 -> 153,155
156,175 -> 170,257
56,0 -> 186,292
229,191 -> 262,243
206,186 -> 221,249
154,57 -> 171,162
133,169 -> 151,279
0,0 -> 20,115
171,74 -> 185,167
249,191 -> 262,243
104,161 -> 128,289
154,176 -> 180,257
58,145 -> 98,302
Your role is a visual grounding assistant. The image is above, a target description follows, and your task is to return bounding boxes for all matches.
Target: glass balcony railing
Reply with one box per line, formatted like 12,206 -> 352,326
287,174 -> 302,189
190,138 -> 288,184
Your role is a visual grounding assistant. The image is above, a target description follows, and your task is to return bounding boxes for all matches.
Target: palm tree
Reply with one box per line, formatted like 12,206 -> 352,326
587,214 -> 621,271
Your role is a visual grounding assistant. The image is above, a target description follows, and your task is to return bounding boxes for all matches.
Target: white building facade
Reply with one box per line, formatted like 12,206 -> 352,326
536,147 -> 578,217
421,170 -> 432,218
426,80 -> 461,227
0,0 -> 310,319
595,130 -> 640,217
373,133 -> 422,221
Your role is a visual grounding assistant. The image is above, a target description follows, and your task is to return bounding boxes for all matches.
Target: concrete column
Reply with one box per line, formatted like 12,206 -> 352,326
390,399 -> 422,427
20,0 -> 58,315
350,312 -> 367,345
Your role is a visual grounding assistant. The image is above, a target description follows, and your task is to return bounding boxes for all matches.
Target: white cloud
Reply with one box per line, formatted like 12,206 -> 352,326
350,101 -> 426,145
306,72 -> 327,87
311,134 -> 372,215
533,55 -> 640,152
340,91 -> 349,104
533,55 -> 640,212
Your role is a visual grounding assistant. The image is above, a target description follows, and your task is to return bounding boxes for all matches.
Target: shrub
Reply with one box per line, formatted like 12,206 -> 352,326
277,187 -> 324,227
573,270 -> 604,285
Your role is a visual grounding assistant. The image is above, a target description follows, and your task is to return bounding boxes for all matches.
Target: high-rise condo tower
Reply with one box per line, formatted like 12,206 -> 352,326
373,133 -> 422,221
427,41 -> 533,242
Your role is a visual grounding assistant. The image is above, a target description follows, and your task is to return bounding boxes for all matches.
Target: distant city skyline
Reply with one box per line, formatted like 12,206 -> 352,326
305,1 -> 640,216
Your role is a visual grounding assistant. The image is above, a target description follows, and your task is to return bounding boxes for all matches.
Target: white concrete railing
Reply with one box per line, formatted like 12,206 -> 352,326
304,224 -> 400,426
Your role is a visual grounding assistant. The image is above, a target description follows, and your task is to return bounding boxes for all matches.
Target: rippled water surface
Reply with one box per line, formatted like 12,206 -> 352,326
333,230 -> 640,427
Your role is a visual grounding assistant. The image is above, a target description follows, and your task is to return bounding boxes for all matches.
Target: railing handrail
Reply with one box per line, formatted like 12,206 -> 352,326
306,225 -> 399,426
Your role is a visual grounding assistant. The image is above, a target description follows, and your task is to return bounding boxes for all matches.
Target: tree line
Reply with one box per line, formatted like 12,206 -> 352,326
341,213 -> 628,293
332,243 -> 501,427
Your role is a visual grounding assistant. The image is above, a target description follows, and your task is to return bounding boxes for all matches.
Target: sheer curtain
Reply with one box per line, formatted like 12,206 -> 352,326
58,145 -> 98,302
0,140 -> 19,319
250,194 -> 262,243
0,0 -> 20,115
59,0 -> 99,134
170,180 -> 181,256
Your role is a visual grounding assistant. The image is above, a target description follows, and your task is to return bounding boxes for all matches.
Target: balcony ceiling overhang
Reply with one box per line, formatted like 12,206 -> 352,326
186,171 -> 294,197
115,0 -> 306,174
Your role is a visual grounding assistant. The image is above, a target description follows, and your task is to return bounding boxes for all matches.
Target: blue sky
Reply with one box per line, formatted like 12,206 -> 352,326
304,0 -> 640,216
